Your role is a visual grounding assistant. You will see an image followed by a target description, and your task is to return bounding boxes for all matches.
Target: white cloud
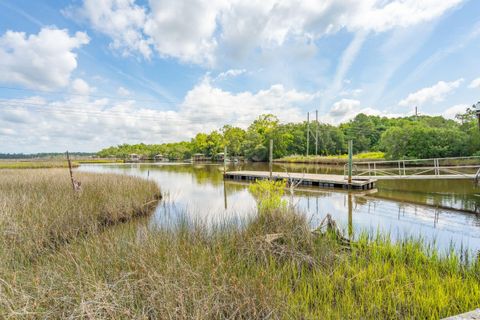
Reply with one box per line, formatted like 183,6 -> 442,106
442,104 -> 468,119
468,78 -> 480,89
66,0 -> 151,58
398,79 -> 463,107
117,86 -> 131,96
67,0 -> 461,65
180,77 -> 311,131
0,28 -> 89,89
71,78 -> 94,95
329,99 -> 361,117
324,98 -> 402,124
215,69 -> 246,80
0,78 -> 315,152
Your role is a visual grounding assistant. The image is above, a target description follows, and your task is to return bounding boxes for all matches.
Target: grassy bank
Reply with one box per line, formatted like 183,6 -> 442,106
0,159 -> 124,169
0,169 -> 160,266
0,160 -> 80,169
275,152 -> 385,164
0,177 -> 478,318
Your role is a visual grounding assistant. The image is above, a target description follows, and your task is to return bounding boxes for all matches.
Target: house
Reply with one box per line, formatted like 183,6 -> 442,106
154,154 -> 167,162
192,153 -> 207,162
129,153 -> 140,162
214,152 -> 225,162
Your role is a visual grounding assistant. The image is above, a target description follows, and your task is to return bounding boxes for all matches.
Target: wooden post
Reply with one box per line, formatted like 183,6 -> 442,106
223,146 -> 227,175
66,151 -> 75,192
269,139 -> 273,179
348,193 -> 353,240
347,140 -> 353,185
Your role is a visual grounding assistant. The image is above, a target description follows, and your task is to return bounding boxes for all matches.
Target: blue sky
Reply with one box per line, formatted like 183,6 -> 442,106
0,0 -> 479,153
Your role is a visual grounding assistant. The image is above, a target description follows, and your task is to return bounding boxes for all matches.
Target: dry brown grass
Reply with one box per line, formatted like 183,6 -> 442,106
0,169 -> 160,266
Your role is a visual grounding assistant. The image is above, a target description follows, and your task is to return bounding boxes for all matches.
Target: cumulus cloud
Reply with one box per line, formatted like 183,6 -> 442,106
215,69 -> 246,80
65,0 -> 151,58
329,99 -> 361,117
468,77 -> 480,89
442,104 -> 468,119
398,79 -> 463,107
67,0 -> 461,65
71,78 -> 94,95
0,28 -> 89,89
0,79 -> 314,152
324,98 -> 401,124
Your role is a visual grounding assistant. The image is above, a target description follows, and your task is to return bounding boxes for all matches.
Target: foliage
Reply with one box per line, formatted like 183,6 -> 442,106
248,179 -> 287,213
97,109 -> 479,161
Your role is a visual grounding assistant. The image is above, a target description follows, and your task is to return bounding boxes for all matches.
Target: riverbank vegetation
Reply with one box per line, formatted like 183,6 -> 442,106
98,107 -> 479,161
0,159 -> 124,169
0,169 -> 160,266
1,177 -> 478,318
275,151 -> 385,164
0,160 -> 79,169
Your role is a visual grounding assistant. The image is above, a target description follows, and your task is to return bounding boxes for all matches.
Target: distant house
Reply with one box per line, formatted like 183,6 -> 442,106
154,154 -> 167,162
192,153 -> 207,162
214,152 -> 225,162
129,153 -> 140,162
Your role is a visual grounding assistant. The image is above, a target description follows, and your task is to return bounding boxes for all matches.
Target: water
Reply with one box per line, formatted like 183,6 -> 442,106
78,162 -> 480,255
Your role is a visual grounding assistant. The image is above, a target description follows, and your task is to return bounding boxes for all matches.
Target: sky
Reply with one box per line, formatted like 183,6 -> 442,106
0,0 -> 479,153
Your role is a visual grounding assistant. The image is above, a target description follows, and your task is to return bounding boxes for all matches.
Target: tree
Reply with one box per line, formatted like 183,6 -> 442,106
221,125 -> 246,156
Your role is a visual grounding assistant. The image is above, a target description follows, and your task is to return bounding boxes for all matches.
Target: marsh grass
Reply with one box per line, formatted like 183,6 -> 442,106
0,160 -> 80,169
0,169 -> 160,266
275,152 -> 386,164
0,176 -> 479,319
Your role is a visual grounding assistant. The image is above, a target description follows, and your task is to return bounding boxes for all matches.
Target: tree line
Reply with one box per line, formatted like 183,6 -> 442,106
97,108 -> 480,161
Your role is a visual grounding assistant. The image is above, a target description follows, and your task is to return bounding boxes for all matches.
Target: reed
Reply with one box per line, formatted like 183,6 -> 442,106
0,169 -> 160,266
0,177 -> 478,319
275,152 -> 386,164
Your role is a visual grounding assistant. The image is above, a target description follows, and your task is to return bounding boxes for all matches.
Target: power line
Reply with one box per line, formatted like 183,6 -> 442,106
0,85 -> 172,104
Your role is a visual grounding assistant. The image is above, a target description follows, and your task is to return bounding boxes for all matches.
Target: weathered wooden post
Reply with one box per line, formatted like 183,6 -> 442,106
269,139 -> 273,180
348,140 -> 353,186
348,193 -> 353,239
223,146 -> 227,175
66,151 -> 75,192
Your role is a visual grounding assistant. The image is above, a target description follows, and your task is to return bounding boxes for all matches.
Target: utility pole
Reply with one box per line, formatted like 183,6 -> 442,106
315,110 -> 319,155
475,102 -> 480,130
415,106 -> 418,121
306,112 -> 310,156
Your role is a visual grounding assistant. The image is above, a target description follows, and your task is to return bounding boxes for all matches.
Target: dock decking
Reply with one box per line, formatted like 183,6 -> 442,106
224,171 -> 376,190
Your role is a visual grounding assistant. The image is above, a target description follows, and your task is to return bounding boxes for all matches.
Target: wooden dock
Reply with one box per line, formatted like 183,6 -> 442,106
224,171 -> 376,190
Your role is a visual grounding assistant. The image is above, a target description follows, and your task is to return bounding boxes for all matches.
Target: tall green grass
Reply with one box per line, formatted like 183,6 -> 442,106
275,152 -> 386,164
0,177 -> 478,318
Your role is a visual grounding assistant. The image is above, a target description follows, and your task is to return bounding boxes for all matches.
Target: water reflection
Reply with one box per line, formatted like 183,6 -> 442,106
78,163 -> 480,255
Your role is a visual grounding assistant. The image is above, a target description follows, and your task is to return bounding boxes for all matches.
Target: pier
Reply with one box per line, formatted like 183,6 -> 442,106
224,171 -> 377,190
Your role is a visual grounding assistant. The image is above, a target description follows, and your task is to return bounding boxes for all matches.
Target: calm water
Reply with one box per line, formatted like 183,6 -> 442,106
79,162 -> 480,255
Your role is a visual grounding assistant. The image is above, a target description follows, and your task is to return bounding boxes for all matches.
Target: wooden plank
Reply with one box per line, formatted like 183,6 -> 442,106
224,171 -> 376,189
442,308 -> 480,319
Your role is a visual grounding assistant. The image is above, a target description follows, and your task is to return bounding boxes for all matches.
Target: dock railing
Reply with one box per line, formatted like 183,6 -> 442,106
344,156 -> 480,179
